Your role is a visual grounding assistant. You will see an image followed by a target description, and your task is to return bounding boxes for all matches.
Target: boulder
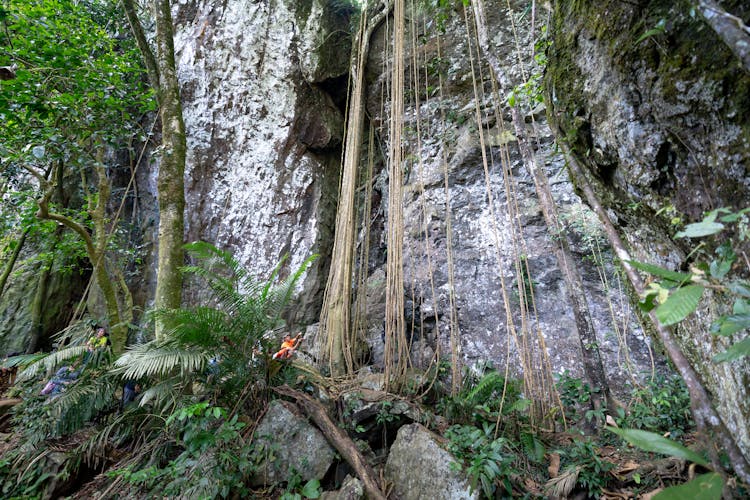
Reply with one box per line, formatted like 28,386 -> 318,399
385,423 -> 478,500
250,399 -> 335,486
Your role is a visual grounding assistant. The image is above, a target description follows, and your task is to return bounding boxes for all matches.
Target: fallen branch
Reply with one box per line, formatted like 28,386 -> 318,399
273,385 -> 386,500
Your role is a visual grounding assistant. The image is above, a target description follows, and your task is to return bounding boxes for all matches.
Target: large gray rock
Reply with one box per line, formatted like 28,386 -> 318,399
385,424 -> 478,500
250,399 -> 335,486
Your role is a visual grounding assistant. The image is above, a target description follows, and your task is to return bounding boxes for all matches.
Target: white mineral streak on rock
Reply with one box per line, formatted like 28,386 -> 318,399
173,0 -> 334,291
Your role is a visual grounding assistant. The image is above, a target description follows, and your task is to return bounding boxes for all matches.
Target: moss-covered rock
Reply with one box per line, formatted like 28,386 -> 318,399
546,0 -> 750,462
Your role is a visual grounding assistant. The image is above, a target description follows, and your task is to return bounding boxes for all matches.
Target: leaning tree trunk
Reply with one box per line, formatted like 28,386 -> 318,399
470,0 -> 611,415
556,139 -> 750,483
0,228 -> 27,299
274,385 -> 386,500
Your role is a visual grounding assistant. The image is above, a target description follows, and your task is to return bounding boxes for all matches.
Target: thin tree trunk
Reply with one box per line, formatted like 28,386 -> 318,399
273,385 -> 386,500
152,0 -> 186,339
0,228 -> 28,299
121,0 -> 160,90
470,0 -> 611,413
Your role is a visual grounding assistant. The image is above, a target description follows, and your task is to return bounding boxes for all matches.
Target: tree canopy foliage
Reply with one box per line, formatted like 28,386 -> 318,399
0,0 -> 154,346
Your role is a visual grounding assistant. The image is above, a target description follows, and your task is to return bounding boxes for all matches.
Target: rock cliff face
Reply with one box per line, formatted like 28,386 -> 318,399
4,0 -> 748,492
166,0 -> 355,323
159,0 -> 656,395
545,0 -> 750,461
359,0 -> 655,384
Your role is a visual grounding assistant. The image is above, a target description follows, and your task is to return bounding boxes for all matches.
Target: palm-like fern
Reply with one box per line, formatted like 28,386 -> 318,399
115,242 -> 317,411
1,243 -> 316,497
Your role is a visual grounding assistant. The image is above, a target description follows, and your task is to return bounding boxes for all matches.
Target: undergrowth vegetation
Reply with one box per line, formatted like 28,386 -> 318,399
0,242 -> 317,498
3,207 -> 745,498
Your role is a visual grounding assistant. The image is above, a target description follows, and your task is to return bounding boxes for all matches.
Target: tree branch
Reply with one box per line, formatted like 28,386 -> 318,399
694,0 -> 750,73
273,385 -> 386,500
121,0 -> 160,92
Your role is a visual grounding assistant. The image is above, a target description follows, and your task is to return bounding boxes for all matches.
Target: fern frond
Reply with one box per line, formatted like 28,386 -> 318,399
115,342 -> 207,380
16,345 -> 88,382
466,371 -> 505,405
262,254 -> 318,320
3,352 -> 47,369
138,377 -> 184,413
159,307 -> 232,346
50,371 -> 119,436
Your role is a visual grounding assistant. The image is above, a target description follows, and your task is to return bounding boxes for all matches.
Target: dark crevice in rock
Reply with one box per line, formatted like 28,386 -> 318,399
317,73 -> 351,114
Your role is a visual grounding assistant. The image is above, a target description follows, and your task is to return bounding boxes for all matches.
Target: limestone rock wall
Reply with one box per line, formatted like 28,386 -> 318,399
163,0 -> 354,323
360,0 -> 656,385
545,0 -> 750,461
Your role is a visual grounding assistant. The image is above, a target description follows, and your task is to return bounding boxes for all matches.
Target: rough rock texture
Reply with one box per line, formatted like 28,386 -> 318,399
250,399 -> 335,486
385,423 -> 477,500
167,0 -> 354,324
545,0 -> 750,461
0,257 -> 88,354
320,475 -> 364,500
359,0 -> 657,387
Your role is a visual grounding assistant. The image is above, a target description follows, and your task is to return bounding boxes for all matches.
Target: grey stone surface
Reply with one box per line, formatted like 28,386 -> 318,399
320,475 -> 364,500
546,0 -> 750,462
250,399 -> 335,486
385,423 -> 478,500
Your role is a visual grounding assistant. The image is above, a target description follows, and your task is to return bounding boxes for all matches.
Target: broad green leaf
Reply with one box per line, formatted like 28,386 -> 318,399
718,207 -> 749,223
606,427 -> 708,466
711,314 -> 750,336
300,479 -> 321,499
713,337 -> 750,363
727,280 -> 750,298
733,298 -> 750,315
655,285 -> 704,326
709,259 -> 731,280
653,472 -> 723,500
675,221 -> 724,238
626,260 -> 691,284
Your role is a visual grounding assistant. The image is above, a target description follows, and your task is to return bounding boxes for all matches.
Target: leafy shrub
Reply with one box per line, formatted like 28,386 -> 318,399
555,370 -> 597,424
113,402 -> 256,498
446,423 -> 517,498
559,437 -> 614,498
617,374 -> 693,438
437,362 -> 524,426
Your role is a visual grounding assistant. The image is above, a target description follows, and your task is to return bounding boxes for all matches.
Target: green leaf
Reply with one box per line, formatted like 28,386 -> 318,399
653,472 -> 723,500
713,337 -> 750,363
709,259 -> 732,280
300,479 -> 321,499
675,221 -> 724,238
712,314 -> 750,336
727,280 -> 750,298
655,285 -> 704,326
626,260 -> 692,284
606,427 -> 708,466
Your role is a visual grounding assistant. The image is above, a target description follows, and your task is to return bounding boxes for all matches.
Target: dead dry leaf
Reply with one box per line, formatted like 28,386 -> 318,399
544,466 -> 580,498
548,452 -> 561,478
640,488 -> 663,500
